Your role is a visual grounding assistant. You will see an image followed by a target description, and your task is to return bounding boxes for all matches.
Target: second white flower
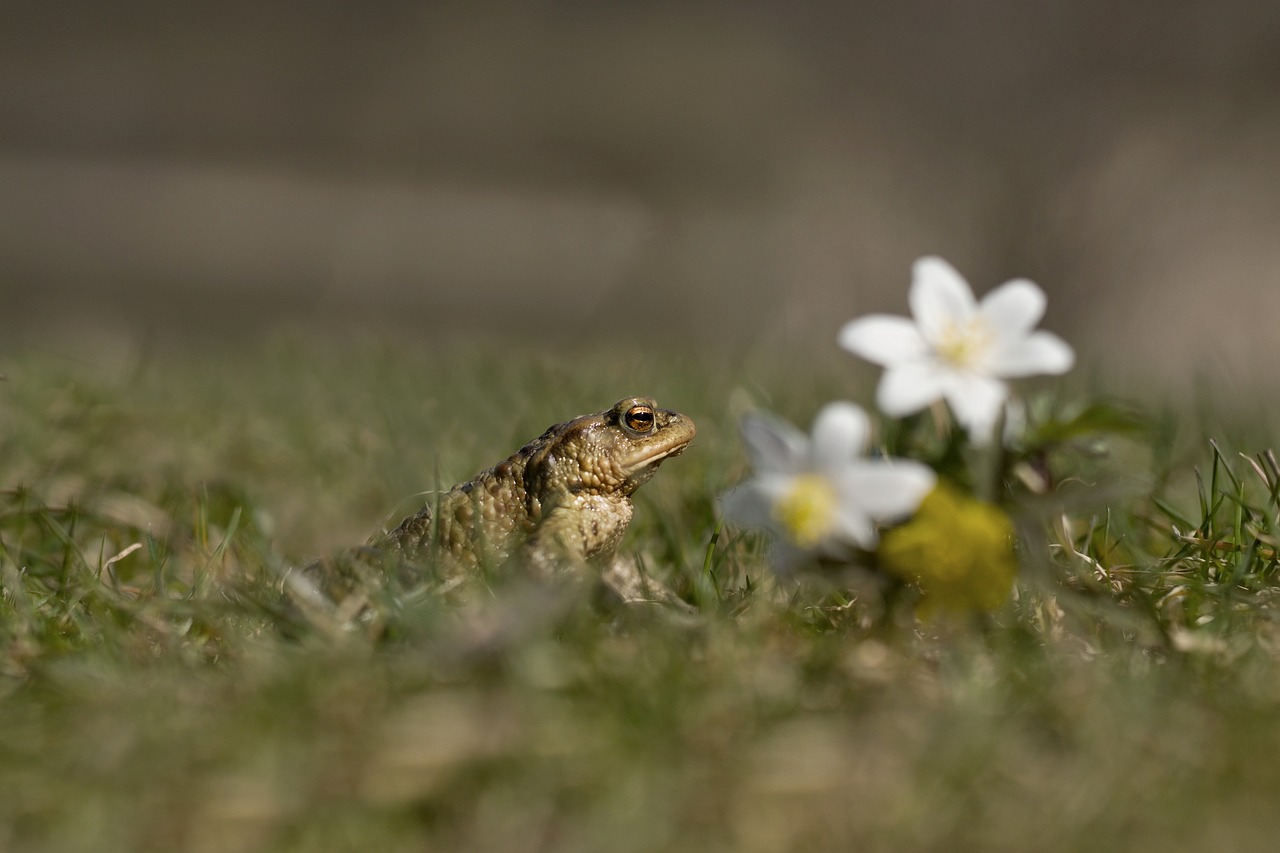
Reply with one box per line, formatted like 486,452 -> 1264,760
719,402 -> 936,560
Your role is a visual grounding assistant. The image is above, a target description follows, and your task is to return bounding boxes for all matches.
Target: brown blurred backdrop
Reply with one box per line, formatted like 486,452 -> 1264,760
3,1 -> 1280,387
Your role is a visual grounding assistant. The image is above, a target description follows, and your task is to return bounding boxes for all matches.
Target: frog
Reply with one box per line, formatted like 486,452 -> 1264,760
317,396 -> 695,605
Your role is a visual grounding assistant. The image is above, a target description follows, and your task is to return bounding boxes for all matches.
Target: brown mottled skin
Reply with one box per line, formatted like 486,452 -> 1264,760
378,397 -> 696,586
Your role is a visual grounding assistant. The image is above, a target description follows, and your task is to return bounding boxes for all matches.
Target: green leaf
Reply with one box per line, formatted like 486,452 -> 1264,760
1027,401 -> 1149,446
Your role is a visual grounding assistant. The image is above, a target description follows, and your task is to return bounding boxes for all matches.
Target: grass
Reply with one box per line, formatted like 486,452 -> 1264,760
4,330 -> 1280,851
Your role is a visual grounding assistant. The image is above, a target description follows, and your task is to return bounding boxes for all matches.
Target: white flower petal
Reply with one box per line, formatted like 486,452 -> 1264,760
755,473 -> 803,504
910,256 -> 977,342
987,331 -> 1075,378
739,412 -> 808,474
839,460 -> 937,521
942,374 -> 1008,443
831,503 -> 877,549
811,402 -> 870,469
979,278 -> 1046,339
718,480 -> 782,530
837,315 -> 927,366
876,361 -> 947,417
768,538 -> 813,573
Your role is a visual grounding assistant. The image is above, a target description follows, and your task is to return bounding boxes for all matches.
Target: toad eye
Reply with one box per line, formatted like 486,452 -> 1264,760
624,404 -> 656,434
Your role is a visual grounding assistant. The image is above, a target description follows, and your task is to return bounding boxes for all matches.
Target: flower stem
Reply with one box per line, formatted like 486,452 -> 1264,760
967,407 -> 1006,502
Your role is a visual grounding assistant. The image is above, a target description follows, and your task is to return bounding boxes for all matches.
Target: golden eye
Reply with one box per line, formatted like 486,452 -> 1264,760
624,404 -> 656,434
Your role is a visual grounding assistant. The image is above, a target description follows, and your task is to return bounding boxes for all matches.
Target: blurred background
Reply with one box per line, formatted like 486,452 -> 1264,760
3,0 -> 1280,388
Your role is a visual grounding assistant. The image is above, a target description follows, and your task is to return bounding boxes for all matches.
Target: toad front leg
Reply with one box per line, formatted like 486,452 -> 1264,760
521,494 -> 634,579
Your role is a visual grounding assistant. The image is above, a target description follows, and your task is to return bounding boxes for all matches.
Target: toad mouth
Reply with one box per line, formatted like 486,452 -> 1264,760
624,440 -> 691,472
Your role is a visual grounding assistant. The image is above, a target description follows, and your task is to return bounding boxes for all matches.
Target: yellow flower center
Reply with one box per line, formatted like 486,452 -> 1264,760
934,317 -> 994,371
773,474 -> 839,549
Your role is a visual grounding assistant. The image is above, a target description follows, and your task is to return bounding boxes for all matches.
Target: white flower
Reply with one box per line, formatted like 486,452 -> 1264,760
838,256 -> 1074,442
719,402 -> 936,564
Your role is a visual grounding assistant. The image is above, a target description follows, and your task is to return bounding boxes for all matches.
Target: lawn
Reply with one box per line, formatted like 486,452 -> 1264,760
3,330 -> 1280,852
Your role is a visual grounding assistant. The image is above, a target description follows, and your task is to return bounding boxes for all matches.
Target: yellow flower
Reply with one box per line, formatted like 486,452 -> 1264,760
877,483 -> 1017,616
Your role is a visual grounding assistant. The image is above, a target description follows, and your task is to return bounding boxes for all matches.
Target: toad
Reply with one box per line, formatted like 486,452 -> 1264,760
377,396 -> 696,595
